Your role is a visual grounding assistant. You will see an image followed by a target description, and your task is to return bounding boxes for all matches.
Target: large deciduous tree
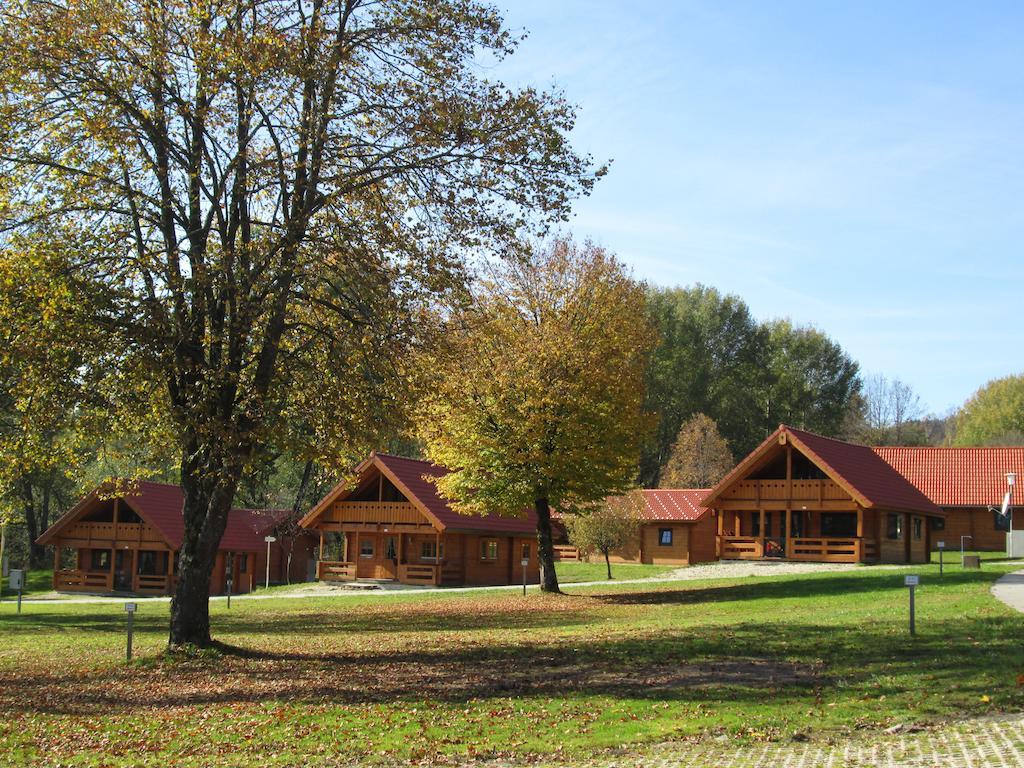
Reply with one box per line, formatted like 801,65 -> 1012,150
641,286 -> 768,484
762,320 -> 861,437
417,239 -> 655,593
0,0 -> 598,646
659,413 -> 733,489
954,375 -> 1024,446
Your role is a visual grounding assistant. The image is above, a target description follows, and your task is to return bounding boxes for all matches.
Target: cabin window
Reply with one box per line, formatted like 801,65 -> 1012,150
658,528 -> 673,546
521,543 -> 531,560
385,537 -> 397,560
886,514 -> 903,540
137,550 -> 158,575
421,540 -> 444,561
912,517 -> 923,540
930,517 -> 945,531
481,539 -> 499,561
359,539 -> 375,558
238,554 -> 248,573
821,513 -> 857,538
90,550 -> 110,570
751,513 -> 772,537
995,508 -> 1011,532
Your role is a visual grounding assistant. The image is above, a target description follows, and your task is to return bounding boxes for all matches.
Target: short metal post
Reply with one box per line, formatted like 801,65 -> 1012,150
904,575 -> 919,635
937,541 -> 945,576
125,610 -> 134,659
124,602 -> 137,660
16,584 -> 22,614
226,578 -> 232,609
909,585 -> 915,635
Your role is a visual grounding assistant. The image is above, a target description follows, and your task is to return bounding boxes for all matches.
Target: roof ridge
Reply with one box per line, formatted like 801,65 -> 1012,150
784,425 -> 873,449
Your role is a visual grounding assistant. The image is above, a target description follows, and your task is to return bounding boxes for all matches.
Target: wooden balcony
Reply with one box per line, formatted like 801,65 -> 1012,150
717,480 -> 854,510
57,522 -> 166,547
719,536 -> 878,564
318,501 -> 427,527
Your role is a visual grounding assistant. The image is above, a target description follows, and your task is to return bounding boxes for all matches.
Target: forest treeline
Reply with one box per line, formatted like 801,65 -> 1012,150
2,281 -> 1017,568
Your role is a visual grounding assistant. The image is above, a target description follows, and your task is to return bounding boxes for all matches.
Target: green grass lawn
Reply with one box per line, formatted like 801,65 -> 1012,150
555,560 -> 678,583
0,562 -> 1022,766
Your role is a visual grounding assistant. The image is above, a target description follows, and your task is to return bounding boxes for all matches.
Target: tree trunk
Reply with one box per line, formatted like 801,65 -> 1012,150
534,498 -> 561,594
168,455 -> 240,649
604,549 -> 612,579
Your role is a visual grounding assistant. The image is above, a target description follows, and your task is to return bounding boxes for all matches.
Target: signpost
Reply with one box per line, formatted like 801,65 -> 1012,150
937,540 -> 945,576
124,602 -> 137,660
904,575 -> 919,635
521,558 -> 529,596
9,569 -> 23,614
264,536 -> 277,589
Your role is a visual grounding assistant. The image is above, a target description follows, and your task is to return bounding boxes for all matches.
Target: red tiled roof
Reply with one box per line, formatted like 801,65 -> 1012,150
785,428 -> 942,515
121,482 -> 292,551
702,425 -> 943,516
628,489 -> 710,522
39,480 -> 292,551
874,447 -> 1024,508
374,454 -> 539,535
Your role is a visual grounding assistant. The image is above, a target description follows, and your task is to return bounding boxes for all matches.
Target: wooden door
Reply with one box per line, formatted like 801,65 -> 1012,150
380,536 -> 398,579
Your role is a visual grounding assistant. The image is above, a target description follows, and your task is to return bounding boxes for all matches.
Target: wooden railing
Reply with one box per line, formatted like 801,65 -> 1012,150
321,501 -> 425,526
720,537 -> 763,559
788,537 -> 863,563
317,561 -> 357,581
720,536 -> 875,563
721,479 -> 849,504
61,522 -> 164,544
553,545 -> 580,561
135,574 -> 171,594
55,569 -> 113,591
398,564 -> 439,585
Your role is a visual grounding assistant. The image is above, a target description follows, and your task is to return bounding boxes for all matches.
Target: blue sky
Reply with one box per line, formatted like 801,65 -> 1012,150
495,1 -> 1024,415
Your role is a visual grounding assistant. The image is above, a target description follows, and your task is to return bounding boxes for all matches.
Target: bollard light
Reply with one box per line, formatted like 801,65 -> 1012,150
124,602 -> 137,660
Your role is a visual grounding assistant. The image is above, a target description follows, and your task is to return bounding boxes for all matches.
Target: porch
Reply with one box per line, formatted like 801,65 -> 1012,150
717,506 -> 880,564
316,560 -> 463,586
719,536 -> 878,563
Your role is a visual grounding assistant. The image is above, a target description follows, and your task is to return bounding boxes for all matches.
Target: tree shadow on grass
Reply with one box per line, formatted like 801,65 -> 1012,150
4,607 -> 1023,717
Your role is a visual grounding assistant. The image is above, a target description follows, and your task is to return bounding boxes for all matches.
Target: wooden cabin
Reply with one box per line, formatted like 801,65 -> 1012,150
702,426 -> 946,564
875,446 -> 1024,551
37,481 -> 316,595
300,453 -> 541,587
591,490 -> 718,565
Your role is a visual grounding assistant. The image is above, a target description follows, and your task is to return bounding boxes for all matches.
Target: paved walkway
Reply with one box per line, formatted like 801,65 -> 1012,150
992,569 -> 1024,613
16,560 -> 880,605
473,713 -> 1024,767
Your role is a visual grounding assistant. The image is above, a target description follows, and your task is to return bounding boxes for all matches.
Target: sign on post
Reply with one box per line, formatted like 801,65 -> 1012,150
520,558 -> 529,596
937,540 -> 945,575
904,575 -> 919,635
9,569 -> 24,613
124,602 -> 137,660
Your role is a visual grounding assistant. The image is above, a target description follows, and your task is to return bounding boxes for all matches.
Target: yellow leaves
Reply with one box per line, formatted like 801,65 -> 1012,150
417,238 -> 656,516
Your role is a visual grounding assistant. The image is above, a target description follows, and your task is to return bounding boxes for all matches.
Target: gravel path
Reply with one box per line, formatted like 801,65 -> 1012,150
658,559 -> 898,581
